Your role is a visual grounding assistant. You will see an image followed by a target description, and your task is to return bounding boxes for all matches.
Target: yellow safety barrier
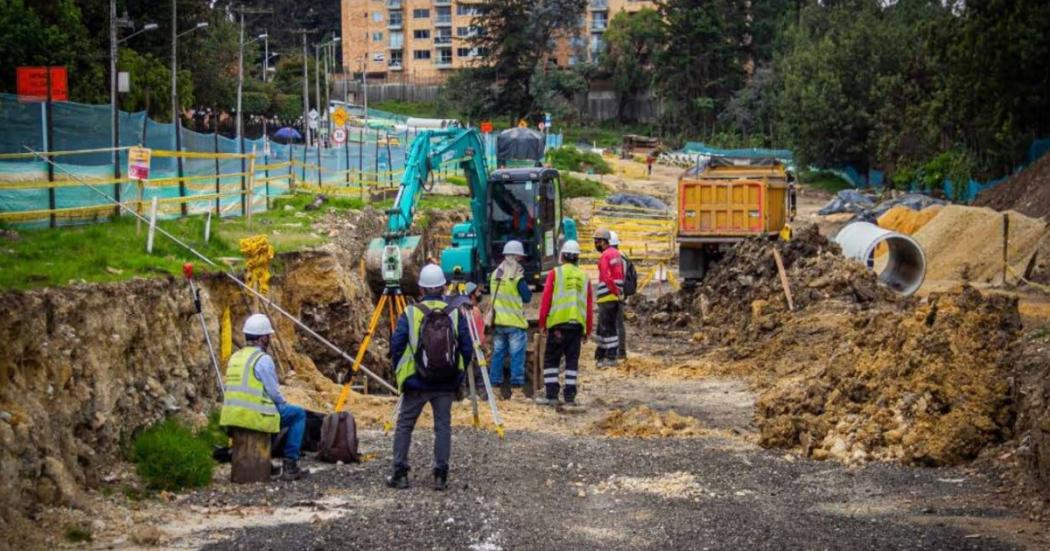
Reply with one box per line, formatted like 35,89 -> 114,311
575,199 -> 676,265
0,176 -> 131,190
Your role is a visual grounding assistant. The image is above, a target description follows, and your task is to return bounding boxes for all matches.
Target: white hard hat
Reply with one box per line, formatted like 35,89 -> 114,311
418,264 -> 447,288
609,231 -> 620,246
560,240 -> 581,255
243,313 -> 275,336
502,240 -> 525,257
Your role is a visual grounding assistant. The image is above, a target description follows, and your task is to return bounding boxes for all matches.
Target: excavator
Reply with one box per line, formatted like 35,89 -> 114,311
363,127 -> 578,293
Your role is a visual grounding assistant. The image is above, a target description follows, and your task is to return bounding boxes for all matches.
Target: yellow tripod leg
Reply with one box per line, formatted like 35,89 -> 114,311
334,293 -> 388,411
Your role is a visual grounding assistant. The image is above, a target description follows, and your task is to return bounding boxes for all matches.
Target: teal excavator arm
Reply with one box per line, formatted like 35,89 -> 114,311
365,127 -> 490,290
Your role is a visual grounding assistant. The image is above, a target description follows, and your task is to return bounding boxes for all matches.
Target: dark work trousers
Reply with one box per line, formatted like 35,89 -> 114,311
543,323 -> 583,402
616,302 -> 627,360
595,301 -> 621,362
392,390 -> 454,472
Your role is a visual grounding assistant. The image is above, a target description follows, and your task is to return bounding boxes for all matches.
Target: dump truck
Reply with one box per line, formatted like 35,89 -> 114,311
675,157 -> 795,285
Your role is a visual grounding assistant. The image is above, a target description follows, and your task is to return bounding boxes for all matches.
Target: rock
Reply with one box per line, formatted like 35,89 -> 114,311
651,312 -> 671,324
0,411 -> 11,423
131,525 -> 167,546
38,457 -> 82,507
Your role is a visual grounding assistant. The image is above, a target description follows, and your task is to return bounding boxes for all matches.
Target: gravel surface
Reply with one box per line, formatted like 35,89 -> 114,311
189,425 -> 1028,551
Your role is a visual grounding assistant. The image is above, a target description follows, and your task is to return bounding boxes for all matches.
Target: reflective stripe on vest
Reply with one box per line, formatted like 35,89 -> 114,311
547,264 -> 587,328
596,280 -> 619,303
395,299 -> 464,391
219,347 -> 280,433
490,272 -> 527,329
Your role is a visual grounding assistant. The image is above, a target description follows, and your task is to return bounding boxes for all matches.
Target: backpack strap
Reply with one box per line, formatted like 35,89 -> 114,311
319,413 -> 338,456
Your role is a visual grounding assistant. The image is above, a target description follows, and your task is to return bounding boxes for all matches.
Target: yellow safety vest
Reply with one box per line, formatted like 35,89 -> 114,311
490,270 -> 528,329
219,347 -> 280,434
394,299 -> 465,391
547,263 -> 588,328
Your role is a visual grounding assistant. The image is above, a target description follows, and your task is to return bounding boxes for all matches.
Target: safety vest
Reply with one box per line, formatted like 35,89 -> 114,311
219,347 -> 280,434
394,299 -> 465,391
547,263 -> 588,329
490,270 -> 528,329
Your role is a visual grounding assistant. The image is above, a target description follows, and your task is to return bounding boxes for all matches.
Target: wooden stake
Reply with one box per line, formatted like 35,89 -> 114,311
146,196 -> 159,253
246,146 -> 257,228
1002,213 -> 1010,286
136,180 -> 144,235
204,211 -> 212,242
772,247 -> 795,311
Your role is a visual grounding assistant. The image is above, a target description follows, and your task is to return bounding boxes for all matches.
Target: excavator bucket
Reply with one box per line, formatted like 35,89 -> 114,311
364,235 -> 424,295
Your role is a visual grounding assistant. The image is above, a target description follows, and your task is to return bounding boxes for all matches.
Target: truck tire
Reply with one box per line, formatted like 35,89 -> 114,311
679,247 -> 707,286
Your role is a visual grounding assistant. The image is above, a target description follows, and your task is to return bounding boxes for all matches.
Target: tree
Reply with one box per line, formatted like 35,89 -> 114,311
117,48 -> 192,120
600,8 -> 662,121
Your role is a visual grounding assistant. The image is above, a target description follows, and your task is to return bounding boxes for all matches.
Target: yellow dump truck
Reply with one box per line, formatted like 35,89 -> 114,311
676,157 -> 795,284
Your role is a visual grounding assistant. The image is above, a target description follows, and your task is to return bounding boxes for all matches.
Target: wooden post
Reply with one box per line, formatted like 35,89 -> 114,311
146,196 -> 159,253
230,428 -> 271,483
1002,213 -> 1010,286
136,180 -> 144,234
772,247 -> 795,311
246,146 -> 256,227
213,117 -> 221,215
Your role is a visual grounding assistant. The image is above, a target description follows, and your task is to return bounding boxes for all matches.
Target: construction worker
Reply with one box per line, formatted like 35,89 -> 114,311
488,240 -> 532,397
609,231 -> 628,361
219,314 -> 307,481
536,240 -> 593,405
387,264 -> 473,491
593,227 -> 624,367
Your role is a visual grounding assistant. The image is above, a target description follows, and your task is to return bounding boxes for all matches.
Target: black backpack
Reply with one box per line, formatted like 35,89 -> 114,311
412,303 -> 460,382
621,253 -> 638,297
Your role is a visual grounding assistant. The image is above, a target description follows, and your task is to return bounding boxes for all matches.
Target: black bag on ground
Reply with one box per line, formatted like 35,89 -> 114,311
317,411 -> 360,463
413,304 -> 460,382
621,253 -> 638,297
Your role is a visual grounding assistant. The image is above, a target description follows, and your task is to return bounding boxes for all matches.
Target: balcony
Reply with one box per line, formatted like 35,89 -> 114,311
388,19 -> 403,29
434,0 -> 451,5
389,63 -> 403,71
589,0 -> 607,10
434,36 -> 452,45
590,21 -> 607,32
436,60 -> 453,68
390,38 -> 404,49
387,0 -> 401,8
435,15 -> 452,25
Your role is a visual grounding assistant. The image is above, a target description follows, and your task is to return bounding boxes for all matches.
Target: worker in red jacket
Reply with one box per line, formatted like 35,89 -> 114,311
593,227 -> 624,367
536,240 -> 593,405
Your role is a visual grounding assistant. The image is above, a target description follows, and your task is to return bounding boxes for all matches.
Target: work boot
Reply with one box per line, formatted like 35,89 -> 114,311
385,467 -> 409,489
280,459 -> 308,481
433,468 -> 448,491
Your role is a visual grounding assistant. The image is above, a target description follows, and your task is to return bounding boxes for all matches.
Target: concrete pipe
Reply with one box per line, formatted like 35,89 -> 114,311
834,221 -> 926,296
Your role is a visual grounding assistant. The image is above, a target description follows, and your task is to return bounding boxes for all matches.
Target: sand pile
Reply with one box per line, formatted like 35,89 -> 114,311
975,151 -> 1050,219
755,285 -> 1021,466
594,406 -> 711,438
876,204 -> 943,235
910,205 -> 1047,284
590,471 -> 705,499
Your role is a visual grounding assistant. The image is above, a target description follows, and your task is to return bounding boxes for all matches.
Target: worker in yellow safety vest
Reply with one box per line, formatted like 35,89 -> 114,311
219,313 -> 308,481
387,264 -> 474,491
535,240 -> 594,405
487,240 -> 532,398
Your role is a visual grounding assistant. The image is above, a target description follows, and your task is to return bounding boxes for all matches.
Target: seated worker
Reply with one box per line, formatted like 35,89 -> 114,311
219,313 -> 308,481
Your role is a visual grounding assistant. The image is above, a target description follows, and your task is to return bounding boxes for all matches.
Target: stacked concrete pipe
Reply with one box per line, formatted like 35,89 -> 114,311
834,221 -> 926,296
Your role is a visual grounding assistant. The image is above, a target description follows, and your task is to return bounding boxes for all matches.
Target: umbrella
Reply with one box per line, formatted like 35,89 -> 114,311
273,127 -> 302,141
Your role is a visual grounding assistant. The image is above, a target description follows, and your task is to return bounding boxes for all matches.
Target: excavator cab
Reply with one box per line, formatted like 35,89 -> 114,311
487,167 -> 564,288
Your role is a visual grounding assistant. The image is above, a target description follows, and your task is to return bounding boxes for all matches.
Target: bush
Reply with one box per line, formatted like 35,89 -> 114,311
547,146 -> 613,175
561,174 -> 608,198
132,419 -> 214,491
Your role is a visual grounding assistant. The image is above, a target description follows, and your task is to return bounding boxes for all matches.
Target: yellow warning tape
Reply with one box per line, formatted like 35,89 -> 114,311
0,177 -> 131,190
151,150 -> 253,160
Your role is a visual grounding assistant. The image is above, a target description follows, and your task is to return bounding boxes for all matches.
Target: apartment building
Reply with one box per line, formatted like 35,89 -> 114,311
340,0 -> 654,81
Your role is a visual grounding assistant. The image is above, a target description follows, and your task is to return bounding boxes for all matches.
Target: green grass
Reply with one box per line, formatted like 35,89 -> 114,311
563,122 -> 657,149
372,100 -> 461,120
131,418 -> 215,492
64,525 -> 92,543
445,175 -> 468,187
0,193 -> 364,291
800,169 -> 852,194
561,174 -> 609,199
546,146 -> 613,175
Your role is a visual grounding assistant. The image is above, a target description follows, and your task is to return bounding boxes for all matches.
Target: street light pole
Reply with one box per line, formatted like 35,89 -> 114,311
110,0 -> 120,217
171,0 -> 186,215
302,32 -> 310,148
263,32 -> 269,83
314,44 -> 321,146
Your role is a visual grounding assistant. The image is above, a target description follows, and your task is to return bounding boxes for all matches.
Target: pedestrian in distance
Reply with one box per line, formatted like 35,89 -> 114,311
593,228 -> 624,368
535,240 -> 593,406
487,240 -> 532,398
387,264 -> 473,491
609,231 -> 629,361
219,314 -> 309,481
646,153 -> 655,177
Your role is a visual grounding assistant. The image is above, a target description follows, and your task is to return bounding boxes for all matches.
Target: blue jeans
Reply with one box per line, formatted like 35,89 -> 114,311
277,403 -> 305,461
490,326 -> 527,386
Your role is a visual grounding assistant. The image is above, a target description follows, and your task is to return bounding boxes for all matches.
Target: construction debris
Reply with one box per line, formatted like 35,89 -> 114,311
594,406 -> 711,438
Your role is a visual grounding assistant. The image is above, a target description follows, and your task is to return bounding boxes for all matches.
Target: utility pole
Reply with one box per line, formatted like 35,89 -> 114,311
110,0 -> 120,217
314,44 -> 321,146
293,30 -> 316,147
171,0 -> 185,215
236,10 -> 244,150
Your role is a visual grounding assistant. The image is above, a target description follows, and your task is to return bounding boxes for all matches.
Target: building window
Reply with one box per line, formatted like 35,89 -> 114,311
438,49 -> 453,64
456,5 -> 481,16
390,50 -> 403,66
389,12 -> 402,25
413,29 -> 430,39
413,49 -> 431,60
412,8 -> 430,18
372,11 -> 383,22
390,32 -> 403,48
435,28 -> 452,44
435,6 -> 451,23
372,32 -> 383,41
456,26 -> 471,37
456,47 -> 474,57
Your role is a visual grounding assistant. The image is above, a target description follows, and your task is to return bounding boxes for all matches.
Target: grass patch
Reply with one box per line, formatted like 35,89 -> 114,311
445,175 -> 468,187
800,169 -> 852,194
563,122 -> 656,149
131,418 -> 215,492
64,525 -> 92,543
546,146 -> 613,175
561,174 -> 609,199
372,100 -> 461,120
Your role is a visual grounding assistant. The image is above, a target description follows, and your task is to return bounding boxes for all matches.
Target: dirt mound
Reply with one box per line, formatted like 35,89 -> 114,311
975,152 -> 1050,219
594,406 -> 711,438
910,205 -> 1047,284
877,204 -> 943,235
755,286 -> 1021,466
